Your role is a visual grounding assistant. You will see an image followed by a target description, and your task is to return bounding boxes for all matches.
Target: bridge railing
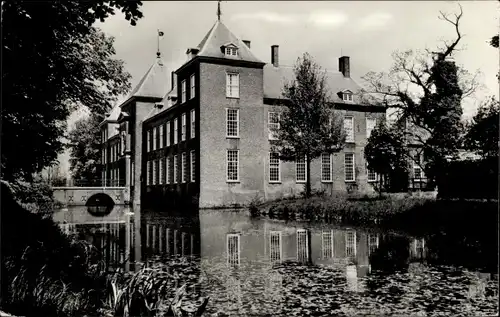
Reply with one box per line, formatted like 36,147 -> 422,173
69,179 -> 126,187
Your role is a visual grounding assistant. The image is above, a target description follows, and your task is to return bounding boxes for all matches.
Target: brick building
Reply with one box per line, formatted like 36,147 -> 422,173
100,16 -> 386,208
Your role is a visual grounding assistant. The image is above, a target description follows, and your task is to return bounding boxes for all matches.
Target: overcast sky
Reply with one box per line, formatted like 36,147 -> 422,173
60,1 -> 499,175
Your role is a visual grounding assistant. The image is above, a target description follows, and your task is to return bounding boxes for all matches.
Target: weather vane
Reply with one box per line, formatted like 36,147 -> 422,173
217,0 -> 222,21
157,29 -> 164,58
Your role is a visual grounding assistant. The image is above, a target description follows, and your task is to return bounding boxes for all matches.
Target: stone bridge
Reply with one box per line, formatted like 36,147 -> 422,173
53,186 -> 130,206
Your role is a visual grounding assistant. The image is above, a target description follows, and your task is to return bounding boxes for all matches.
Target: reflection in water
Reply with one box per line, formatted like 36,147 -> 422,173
53,207 -> 498,316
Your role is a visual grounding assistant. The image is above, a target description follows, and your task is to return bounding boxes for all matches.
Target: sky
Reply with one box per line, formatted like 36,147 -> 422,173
59,0 -> 500,176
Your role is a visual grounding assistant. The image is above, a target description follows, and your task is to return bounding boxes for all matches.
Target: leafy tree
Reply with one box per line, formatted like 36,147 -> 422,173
271,53 -> 346,197
68,113 -> 104,183
490,35 -> 499,48
2,1 -> 142,182
364,122 -> 408,194
361,5 -> 478,184
463,97 -> 499,159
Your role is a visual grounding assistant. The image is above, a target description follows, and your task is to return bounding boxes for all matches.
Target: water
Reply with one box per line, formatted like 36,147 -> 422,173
53,206 -> 499,316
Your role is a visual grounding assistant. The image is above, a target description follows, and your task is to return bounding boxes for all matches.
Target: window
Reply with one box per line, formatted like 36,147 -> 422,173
181,80 -> 186,103
226,73 -> 240,98
321,153 -> 332,182
367,166 -> 377,182
147,130 -> 151,152
174,118 -> 178,144
414,165 -> 423,180
190,109 -> 195,139
342,92 -> 353,102
270,231 -> 282,263
190,150 -> 196,182
225,47 -> 238,56
159,124 -> 164,148
344,116 -> 354,143
227,234 -> 240,266
345,153 -> 355,182
166,121 -> 171,147
296,229 -> 309,263
190,74 -> 195,99
227,150 -> 239,182
226,108 -> 239,138
268,112 -> 280,140
181,152 -> 187,183
153,160 -> 159,185
146,161 -> 151,185
173,155 -> 178,183
345,231 -> 357,259
296,155 -> 307,183
368,234 -> 379,256
366,118 -> 376,139
269,152 -> 281,183
181,113 -> 186,141
153,127 -> 158,151
160,157 -> 166,184
322,231 -> 333,259
166,157 -> 171,184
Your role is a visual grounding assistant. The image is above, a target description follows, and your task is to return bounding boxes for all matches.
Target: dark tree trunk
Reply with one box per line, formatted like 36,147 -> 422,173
306,156 -> 312,198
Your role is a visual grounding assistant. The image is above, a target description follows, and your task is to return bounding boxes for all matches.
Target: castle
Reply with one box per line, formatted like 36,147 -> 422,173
99,11 -> 387,208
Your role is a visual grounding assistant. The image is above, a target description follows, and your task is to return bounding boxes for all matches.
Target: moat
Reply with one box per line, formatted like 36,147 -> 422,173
53,206 -> 499,316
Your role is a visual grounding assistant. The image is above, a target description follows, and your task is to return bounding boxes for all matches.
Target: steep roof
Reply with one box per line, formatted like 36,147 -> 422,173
263,64 -> 363,103
126,57 -> 169,99
195,20 -> 263,64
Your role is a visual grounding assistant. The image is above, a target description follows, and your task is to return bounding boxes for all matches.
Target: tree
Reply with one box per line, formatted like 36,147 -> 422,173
271,53 -> 346,197
2,1 -> 142,182
361,4 -> 479,184
463,97 -> 499,159
364,122 -> 408,195
68,113 -> 104,183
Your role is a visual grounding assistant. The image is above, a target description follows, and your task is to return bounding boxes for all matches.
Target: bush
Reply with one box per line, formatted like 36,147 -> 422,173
5,177 -> 62,215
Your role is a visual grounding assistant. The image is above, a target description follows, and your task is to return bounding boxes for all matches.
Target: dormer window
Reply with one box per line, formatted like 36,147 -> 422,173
222,43 -> 239,57
341,90 -> 354,102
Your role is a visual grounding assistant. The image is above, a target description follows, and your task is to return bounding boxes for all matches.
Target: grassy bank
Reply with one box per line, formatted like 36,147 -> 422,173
251,195 -> 498,236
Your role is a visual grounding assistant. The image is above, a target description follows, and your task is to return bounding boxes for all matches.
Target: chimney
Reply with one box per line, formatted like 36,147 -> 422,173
243,40 -> 251,48
171,71 -> 176,90
271,45 -> 279,67
339,56 -> 350,78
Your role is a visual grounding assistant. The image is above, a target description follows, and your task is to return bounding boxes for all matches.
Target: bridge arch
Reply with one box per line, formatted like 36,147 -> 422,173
85,193 -> 115,215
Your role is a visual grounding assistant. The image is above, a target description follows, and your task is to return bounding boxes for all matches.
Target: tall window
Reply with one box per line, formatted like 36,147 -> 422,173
368,234 -> 379,256
322,231 -> 333,259
226,108 -> 239,138
413,153 -> 423,180
366,118 -> 376,139
190,74 -> 195,99
160,157 -> 166,184
190,150 -> 196,182
153,160 -> 159,185
296,229 -> 309,263
181,152 -> 187,183
147,130 -> 151,152
166,121 -> 171,147
226,73 -> 239,98
166,157 -> 171,184
367,164 -> 377,182
269,152 -> 281,183
345,153 -> 355,182
152,127 -> 157,151
227,150 -> 239,182
190,109 -> 195,138
345,231 -> 357,259
296,155 -> 306,183
146,161 -> 151,185
344,116 -> 354,143
159,124 -> 164,148
181,80 -> 186,103
181,113 -> 186,141
173,155 -> 178,183
227,234 -> 240,266
174,118 -> 178,144
268,112 -> 280,140
321,153 -> 332,182
270,231 -> 282,263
